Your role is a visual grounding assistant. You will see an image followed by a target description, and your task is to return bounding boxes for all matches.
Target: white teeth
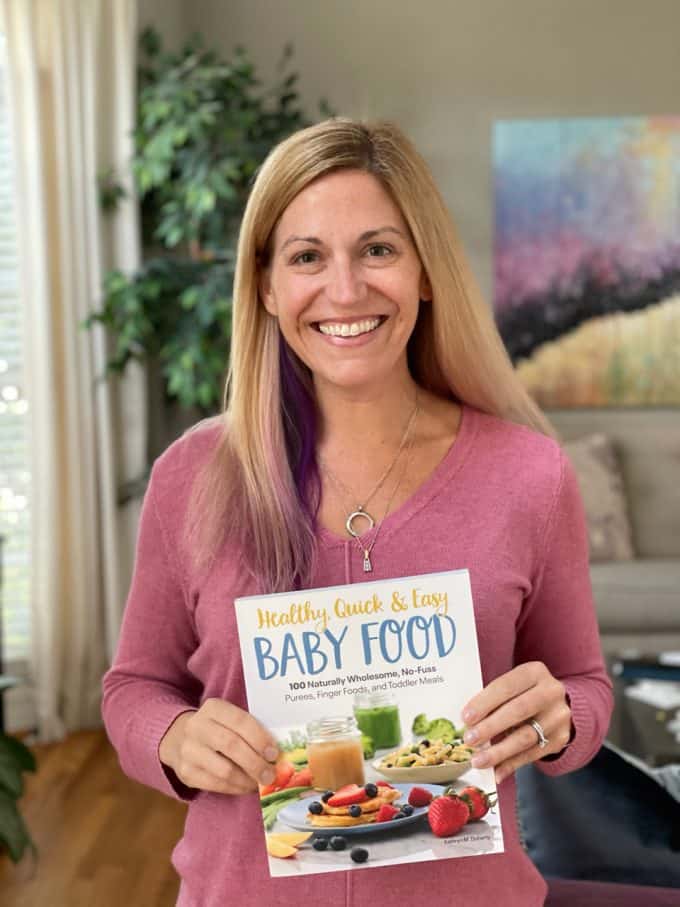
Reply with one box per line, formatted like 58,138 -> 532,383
318,317 -> 381,337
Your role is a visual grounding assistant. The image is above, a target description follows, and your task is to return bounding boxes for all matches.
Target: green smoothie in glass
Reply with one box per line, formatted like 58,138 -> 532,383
353,692 -> 402,749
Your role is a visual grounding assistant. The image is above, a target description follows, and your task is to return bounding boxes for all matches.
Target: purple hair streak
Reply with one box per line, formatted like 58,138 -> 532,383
279,339 -> 321,542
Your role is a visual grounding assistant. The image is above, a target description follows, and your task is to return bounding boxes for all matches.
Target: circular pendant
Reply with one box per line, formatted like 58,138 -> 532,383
346,509 -> 375,539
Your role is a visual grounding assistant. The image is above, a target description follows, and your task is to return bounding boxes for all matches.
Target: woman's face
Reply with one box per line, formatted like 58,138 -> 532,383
260,169 -> 431,396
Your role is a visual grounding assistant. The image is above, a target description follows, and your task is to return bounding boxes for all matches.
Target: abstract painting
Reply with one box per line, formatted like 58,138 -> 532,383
493,116 -> 680,407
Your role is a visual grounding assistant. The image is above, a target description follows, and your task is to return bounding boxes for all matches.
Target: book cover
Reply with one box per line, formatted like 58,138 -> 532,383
234,568 -> 504,876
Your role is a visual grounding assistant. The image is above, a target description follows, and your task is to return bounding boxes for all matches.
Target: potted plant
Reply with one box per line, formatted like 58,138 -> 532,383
0,731 -> 36,862
88,27 -> 331,489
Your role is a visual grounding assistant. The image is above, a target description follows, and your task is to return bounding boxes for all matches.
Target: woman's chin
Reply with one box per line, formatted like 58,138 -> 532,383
312,364 -> 410,397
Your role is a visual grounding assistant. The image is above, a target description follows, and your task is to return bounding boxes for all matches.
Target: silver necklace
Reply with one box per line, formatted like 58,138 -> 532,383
318,391 -> 419,539
321,396 -> 419,572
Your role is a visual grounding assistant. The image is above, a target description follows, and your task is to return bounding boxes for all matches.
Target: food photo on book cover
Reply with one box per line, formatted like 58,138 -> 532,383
234,569 -> 504,877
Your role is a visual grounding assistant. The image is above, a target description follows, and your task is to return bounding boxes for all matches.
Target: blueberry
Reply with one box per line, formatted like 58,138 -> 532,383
321,790 -> 334,803
401,804 -> 414,816
420,739 -> 430,748
330,835 -> 347,851
350,846 -> 369,864
308,801 -> 324,815
312,837 -> 329,851
348,804 -> 362,818
364,783 -> 378,798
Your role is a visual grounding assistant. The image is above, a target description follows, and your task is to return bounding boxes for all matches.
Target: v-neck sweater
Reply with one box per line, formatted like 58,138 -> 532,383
102,404 -> 613,907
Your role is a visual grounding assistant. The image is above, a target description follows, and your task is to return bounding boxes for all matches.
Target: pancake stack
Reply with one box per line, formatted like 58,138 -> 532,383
307,786 -> 401,827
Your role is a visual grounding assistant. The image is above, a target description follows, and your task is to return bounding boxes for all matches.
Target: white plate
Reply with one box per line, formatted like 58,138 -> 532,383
372,757 -> 471,784
276,783 -> 444,836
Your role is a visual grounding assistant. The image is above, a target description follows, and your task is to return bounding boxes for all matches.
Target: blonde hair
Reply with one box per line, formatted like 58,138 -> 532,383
185,117 -> 553,591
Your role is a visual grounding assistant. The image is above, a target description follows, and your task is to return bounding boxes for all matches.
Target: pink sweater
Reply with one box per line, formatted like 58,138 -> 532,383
102,404 -> 613,907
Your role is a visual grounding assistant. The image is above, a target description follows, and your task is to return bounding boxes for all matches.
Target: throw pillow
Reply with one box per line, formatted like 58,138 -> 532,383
563,433 -> 635,563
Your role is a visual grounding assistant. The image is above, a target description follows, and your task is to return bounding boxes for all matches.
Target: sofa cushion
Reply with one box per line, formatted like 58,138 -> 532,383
545,878 -> 680,906
548,409 -> 680,558
590,559 -> 680,632
516,743 -> 680,890
563,433 -> 634,563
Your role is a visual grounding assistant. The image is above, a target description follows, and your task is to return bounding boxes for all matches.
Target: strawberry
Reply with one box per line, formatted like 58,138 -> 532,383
375,780 -> 395,789
375,803 -> 400,823
408,786 -> 434,808
273,759 -> 295,790
327,784 -> 369,808
459,785 -> 498,821
427,795 -> 470,838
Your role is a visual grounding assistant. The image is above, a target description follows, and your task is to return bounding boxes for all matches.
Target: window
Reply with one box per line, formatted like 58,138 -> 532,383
0,32 -> 32,676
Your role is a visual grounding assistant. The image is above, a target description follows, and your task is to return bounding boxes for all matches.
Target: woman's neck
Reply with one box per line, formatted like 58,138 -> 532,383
314,374 -> 420,462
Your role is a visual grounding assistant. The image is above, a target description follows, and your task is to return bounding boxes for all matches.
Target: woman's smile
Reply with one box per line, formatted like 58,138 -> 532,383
314,314 -> 387,344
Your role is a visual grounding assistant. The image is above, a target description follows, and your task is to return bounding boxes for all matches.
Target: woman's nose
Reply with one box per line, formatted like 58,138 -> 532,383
326,258 -> 367,305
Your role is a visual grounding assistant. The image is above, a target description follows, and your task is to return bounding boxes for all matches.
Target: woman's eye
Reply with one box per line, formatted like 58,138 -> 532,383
291,250 -> 319,265
366,244 -> 393,257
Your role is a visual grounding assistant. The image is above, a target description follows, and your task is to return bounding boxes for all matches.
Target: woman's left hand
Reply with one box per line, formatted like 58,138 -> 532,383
461,661 -> 573,784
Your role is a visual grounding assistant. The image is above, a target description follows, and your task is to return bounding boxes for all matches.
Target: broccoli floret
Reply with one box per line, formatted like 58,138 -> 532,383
412,714 -> 461,743
411,713 -> 430,735
426,718 -> 459,743
361,733 -> 375,759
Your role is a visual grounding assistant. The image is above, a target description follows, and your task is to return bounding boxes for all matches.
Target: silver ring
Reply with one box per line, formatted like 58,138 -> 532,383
529,719 -> 549,749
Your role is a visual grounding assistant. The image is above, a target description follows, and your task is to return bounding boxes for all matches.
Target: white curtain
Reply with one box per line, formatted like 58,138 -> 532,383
0,0 -> 146,740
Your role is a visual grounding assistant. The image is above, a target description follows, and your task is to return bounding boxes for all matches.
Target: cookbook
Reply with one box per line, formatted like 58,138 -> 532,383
234,569 -> 504,877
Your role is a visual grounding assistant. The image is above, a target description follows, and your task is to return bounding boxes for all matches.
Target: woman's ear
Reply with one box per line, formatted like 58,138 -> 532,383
419,270 -> 433,302
259,269 -> 277,316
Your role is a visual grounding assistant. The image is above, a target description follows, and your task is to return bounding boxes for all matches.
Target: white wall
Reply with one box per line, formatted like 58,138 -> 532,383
136,0 -> 680,302
137,0 -> 186,54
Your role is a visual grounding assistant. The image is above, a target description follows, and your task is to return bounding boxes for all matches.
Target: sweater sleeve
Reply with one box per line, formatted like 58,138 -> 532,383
101,462 -> 202,802
513,448 -> 614,776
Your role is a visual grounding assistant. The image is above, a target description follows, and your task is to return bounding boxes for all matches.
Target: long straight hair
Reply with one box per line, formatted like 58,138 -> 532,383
184,118 -> 553,591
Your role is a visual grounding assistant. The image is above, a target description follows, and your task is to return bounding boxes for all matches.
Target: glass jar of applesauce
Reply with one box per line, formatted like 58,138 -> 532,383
306,716 -> 366,791
353,691 -> 402,749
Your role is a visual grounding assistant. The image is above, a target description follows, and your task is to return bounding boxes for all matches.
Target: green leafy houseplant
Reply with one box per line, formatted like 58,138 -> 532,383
88,28 -> 331,470
0,731 -> 36,862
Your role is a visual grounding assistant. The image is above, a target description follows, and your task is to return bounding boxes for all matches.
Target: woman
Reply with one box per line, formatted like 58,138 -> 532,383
102,118 -> 613,906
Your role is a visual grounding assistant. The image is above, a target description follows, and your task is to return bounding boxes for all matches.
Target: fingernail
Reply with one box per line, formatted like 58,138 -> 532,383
464,728 -> 478,744
471,753 -> 488,768
263,746 -> 279,762
462,708 -> 476,723
260,767 -> 275,785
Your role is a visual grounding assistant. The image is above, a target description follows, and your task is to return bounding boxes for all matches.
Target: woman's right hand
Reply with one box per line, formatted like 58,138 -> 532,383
158,698 -> 280,796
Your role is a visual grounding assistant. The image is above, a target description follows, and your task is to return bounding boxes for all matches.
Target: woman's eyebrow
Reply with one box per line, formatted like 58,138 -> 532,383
279,225 -> 405,252
358,226 -> 406,241
280,235 -> 323,252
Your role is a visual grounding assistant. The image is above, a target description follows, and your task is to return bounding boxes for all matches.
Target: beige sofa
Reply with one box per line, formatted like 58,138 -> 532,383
548,409 -> 680,660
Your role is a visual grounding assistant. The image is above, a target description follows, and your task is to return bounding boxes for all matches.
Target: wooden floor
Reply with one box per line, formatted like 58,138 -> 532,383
0,730 -> 186,907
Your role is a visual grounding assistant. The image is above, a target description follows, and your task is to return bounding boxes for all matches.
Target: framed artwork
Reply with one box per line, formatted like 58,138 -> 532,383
493,116 -> 680,407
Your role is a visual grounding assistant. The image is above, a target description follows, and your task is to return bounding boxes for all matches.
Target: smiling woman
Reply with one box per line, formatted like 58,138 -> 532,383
102,118 -> 613,907
191,117 -> 553,591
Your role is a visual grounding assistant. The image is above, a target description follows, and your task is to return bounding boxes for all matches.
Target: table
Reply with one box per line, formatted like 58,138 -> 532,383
610,653 -> 680,767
